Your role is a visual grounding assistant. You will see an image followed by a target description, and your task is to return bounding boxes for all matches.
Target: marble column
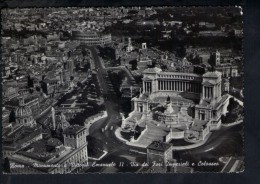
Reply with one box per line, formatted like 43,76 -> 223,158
162,81 -> 165,91
203,86 -> 205,98
162,81 -> 164,91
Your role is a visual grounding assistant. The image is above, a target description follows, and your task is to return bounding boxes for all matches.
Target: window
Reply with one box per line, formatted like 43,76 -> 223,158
200,111 -> 206,120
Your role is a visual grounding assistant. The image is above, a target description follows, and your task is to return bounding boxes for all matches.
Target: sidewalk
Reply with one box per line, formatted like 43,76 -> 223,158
88,151 -> 108,161
221,120 -> 243,127
115,127 -> 213,150
114,127 -> 148,148
172,132 -> 212,151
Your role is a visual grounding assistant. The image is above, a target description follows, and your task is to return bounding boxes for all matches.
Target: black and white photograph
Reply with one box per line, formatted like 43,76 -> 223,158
1,6 -> 244,174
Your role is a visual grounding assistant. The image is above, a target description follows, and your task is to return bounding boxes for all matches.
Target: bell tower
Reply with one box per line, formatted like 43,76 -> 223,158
126,37 -> 133,52
63,125 -> 88,149
215,50 -> 221,66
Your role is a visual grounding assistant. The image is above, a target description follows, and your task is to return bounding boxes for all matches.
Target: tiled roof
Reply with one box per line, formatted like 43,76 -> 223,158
203,71 -> 221,78
63,125 -> 85,135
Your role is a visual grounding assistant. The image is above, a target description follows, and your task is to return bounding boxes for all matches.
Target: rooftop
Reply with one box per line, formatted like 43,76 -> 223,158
202,81 -> 215,86
143,67 -> 162,74
203,71 -> 222,78
63,125 -> 85,135
17,138 -> 67,162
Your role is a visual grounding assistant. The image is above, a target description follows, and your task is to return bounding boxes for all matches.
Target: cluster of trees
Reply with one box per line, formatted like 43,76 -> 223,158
9,110 -> 16,123
193,66 -> 206,75
129,59 -> 137,70
221,97 -> 243,124
183,36 -> 242,53
97,46 -> 116,61
26,75 -> 36,94
56,88 -> 78,106
2,28 -> 47,39
108,71 -> 125,97
87,136 -> 105,158
91,74 -> 102,98
120,98 -> 132,115
75,62 -> 90,72
68,103 -> 105,126
27,75 -> 34,88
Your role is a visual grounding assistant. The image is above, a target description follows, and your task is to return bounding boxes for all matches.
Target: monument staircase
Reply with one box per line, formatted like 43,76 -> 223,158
131,120 -> 169,148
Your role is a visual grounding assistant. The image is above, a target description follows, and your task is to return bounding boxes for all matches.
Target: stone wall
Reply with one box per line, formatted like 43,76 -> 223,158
84,111 -> 108,131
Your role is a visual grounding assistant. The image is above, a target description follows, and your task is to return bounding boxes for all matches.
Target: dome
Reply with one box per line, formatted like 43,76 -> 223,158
15,105 -> 32,118
15,97 -> 35,127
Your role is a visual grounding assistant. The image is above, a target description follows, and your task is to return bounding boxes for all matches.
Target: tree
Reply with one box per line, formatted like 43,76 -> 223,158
36,86 -> 41,92
40,82 -> 48,95
227,97 -> 239,112
27,75 -> 31,87
77,82 -> 82,87
27,75 -> 34,88
194,66 -> 206,75
129,59 -> 137,70
176,46 -> 186,58
29,88 -> 34,94
191,55 -> 202,65
68,51 -> 71,58
9,110 -> 16,123
208,54 -> 216,70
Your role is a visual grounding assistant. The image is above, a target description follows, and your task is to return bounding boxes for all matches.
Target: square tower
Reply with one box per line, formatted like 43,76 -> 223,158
215,50 -> 221,66
147,141 -> 172,171
201,71 -> 222,102
63,125 -> 88,149
142,42 -> 147,49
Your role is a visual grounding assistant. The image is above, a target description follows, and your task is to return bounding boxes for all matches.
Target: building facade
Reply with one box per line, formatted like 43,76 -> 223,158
121,67 -> 230,146
142,67 -> 202,99
147,141 -> 172,172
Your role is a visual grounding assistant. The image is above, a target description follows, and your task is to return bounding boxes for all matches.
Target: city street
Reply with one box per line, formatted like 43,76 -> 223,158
85,46 -> 147,172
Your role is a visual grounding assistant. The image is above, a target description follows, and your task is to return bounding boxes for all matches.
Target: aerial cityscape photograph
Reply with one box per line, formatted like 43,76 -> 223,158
1,6 -> 244,173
